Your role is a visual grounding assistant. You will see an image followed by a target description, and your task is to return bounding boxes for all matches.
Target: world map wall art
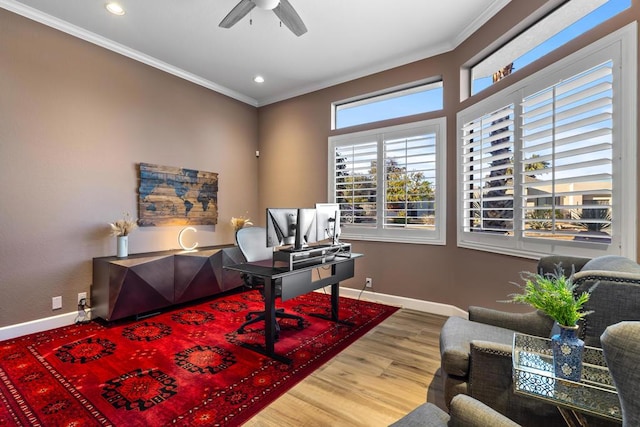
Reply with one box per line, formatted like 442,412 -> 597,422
138,162 -> 218,226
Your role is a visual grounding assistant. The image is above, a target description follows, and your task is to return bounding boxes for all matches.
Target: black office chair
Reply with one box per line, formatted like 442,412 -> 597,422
235,226 -> 304,339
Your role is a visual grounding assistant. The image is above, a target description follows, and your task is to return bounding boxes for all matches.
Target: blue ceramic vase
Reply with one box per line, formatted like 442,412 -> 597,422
551,325 -> 584,381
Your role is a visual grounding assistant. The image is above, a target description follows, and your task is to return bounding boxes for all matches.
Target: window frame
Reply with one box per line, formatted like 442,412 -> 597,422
457,23 -> 637,260
331,78 -> 443,130
469,0 -> 631,97
329,118 -> 447,245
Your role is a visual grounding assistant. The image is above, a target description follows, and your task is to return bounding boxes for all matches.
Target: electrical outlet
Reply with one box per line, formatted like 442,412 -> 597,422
78,292 -> 87,305
52,296 -> 62,310
365,277 -> 373,288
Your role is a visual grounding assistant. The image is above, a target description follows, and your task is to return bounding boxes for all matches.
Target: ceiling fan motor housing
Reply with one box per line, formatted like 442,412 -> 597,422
253,0 -> 279,10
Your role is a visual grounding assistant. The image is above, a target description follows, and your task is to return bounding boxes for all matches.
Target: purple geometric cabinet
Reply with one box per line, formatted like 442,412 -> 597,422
92,245 -> 244,321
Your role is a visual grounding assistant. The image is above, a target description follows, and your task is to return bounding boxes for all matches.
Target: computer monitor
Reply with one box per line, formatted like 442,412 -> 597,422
315,203 -> 340,245
266,208 -> 317,250
294,208 -> 317,250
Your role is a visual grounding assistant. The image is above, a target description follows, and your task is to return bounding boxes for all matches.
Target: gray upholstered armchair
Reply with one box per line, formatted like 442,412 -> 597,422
389,394 -> 520,427
439,255 -> 640,427
601,321 -> 640,426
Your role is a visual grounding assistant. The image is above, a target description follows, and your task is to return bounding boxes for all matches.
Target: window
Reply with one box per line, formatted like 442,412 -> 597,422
458,24 -> 636,259
461,104 -> 515,235
471,0 -> 631,95
332,79 -> 443,130
521,62 -> 613,243
329,119 -> 446,244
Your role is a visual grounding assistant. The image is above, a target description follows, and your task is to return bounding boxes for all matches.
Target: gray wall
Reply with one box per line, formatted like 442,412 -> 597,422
256,0 -> 640,310
0,9 -> 258,327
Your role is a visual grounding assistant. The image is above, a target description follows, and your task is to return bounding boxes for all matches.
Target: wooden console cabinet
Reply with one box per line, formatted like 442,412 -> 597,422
92,245 -> 244,321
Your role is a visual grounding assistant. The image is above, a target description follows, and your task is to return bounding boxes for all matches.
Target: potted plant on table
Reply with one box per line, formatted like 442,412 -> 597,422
505,266 -> 596,381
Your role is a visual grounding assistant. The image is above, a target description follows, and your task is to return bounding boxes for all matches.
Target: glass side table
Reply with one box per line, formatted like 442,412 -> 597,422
512,333 -> 621,426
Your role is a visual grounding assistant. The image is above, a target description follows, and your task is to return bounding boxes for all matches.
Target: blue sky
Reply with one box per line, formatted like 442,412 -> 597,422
337,0 -> 630,129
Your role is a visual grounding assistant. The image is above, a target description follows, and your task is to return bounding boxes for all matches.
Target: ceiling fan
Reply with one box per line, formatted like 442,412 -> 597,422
219,0 -> 308,37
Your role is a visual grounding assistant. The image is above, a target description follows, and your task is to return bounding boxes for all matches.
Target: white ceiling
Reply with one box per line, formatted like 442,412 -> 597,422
2,0 -> 511,106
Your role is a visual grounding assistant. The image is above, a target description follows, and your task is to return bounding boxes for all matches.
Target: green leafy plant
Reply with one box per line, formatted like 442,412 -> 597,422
505,266 -> 595,327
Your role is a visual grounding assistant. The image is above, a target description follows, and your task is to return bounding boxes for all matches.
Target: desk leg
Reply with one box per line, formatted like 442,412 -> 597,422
330,282 -> 339,322
264,277 -> 276,357
311,278 -> 354,326
238,277 -> 292,365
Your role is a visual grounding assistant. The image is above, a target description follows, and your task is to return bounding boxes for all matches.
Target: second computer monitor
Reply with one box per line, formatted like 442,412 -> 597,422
315,203 -> 340,244
266,208 -> 317,250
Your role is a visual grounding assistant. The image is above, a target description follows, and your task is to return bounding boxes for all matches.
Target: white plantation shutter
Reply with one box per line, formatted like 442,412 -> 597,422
334,141 -> 378,227
384,131 -> 437,229
329,118 -> 446,244
521,61 -> 613,243
461,104 -> 515,234
458,27 -> 636,259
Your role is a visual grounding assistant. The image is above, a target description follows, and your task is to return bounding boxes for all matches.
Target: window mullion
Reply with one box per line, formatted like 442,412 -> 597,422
512,93 -> 524,245
551,85 -> 557,234
377,134 -> 384,228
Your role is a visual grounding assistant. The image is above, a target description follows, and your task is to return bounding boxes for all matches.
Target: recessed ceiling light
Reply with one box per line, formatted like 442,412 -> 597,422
105,3 -> 125,16
254,76 -> 265,83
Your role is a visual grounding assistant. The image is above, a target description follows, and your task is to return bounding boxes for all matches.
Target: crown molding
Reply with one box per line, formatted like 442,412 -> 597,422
257,41 -> 454,107
0,0 -> 259,107
257,0 -> 512,107
453,0 -> 512,47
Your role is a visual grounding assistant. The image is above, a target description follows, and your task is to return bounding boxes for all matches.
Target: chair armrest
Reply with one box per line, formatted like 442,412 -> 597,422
468,341 -> 561,425
449,394 -> 520,427
468,307 -> 554,336
468,340 -> 513,414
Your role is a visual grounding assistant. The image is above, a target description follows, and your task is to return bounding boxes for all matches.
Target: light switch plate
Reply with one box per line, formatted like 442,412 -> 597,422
52,296 -> 62,310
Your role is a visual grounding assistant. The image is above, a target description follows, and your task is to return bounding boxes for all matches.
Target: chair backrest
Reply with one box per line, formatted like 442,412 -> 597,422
236,227 -> 273,262
601,321 -> 640,426
572,256 -> 640,347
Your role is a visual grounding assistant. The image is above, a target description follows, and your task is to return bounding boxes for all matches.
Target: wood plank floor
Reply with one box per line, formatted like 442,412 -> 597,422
244,309 -> 447,427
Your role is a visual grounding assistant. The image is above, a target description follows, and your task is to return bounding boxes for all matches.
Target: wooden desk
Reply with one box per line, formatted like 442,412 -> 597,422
225,253 -> 362,364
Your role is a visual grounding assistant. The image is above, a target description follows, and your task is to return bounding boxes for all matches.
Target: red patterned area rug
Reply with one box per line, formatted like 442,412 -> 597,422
0,291 -> 398,426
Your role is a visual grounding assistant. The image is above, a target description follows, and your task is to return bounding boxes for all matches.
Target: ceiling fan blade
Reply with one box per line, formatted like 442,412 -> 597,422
219,0 -> 256,29
273,0 -> 307,36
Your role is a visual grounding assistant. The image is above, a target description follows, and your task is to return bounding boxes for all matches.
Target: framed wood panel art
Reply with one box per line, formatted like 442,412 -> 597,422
138,162 -> 218,226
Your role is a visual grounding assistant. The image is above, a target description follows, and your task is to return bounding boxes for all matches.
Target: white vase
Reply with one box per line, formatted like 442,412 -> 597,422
117,235 -> 128,258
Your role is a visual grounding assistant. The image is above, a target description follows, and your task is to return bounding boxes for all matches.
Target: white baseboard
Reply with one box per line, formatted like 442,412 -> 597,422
0,289 -> 467,341
316,287 -> 469,319
0,310 -> 92,341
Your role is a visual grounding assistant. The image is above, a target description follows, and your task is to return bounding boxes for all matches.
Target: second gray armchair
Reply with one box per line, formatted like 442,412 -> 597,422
439,255 -> 640,426
601,321 -> 640,426
389,394 -> 520,427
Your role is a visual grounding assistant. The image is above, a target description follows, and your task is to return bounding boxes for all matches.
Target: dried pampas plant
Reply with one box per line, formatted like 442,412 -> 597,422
109,212 -> 138,237
231,215 -> 253,232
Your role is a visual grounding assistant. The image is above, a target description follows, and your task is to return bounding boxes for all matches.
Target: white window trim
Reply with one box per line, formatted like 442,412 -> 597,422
331,77 -> 443,130
457,23 -> 637,260
329,118 -> 447,245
